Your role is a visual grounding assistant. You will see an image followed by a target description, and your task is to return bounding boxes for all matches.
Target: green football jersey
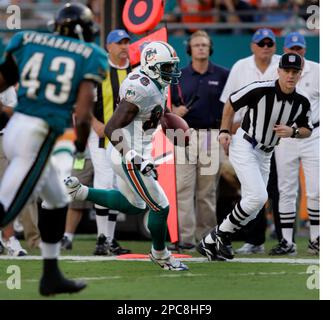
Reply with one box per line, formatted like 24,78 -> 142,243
5,31 -> 108,134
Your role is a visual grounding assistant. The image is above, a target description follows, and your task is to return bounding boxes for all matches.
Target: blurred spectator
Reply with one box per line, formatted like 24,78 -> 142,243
178,0 -> 218,33
256,0 -> 296,35
216,0 -> 257,34
87,0 -> 101,24
163,0 -> 180,23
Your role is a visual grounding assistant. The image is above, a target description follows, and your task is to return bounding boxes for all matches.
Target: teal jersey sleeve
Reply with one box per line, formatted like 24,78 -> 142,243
83,43 -> 108,84
5,31 -> 25,54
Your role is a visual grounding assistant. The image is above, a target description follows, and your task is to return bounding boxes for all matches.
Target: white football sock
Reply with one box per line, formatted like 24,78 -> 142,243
41,242 -> 61,259
64,232 -> 74,242
282,228 -> 293,244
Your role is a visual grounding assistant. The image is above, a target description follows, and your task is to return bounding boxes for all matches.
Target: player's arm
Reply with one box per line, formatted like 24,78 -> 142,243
218,99 -> 235,155
104,99 -> 139,156
105,99 -> 155,176
0,54 -> 19,93
73,80 -> 94,153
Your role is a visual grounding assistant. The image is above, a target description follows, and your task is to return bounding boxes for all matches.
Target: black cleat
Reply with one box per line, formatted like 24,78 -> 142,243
39,259 -> 86,296
109,238 -> 131,255
93,234 -> 109,256
61,236 -> 73,250
215,230 -> 234,260
197,238 -> 226,261
269,238 -> 297,256
39,276 -> 86,296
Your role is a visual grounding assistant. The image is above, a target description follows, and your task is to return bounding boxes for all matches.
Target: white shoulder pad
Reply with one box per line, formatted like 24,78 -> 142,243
120,73 -> 150,109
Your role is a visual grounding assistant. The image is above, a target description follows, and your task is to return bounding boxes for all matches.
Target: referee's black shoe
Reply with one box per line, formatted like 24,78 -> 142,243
215,230 -> 234,260
197,238 -> 226,261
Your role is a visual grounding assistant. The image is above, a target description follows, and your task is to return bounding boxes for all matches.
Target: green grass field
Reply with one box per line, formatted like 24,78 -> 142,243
0,235 -> 319,300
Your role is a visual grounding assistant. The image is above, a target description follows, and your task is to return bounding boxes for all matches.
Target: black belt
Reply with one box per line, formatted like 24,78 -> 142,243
243,133 -> 274,153
313,121 -> 319,129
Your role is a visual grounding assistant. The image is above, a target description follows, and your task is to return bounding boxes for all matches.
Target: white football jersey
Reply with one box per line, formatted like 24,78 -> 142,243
119,67 -> 167,159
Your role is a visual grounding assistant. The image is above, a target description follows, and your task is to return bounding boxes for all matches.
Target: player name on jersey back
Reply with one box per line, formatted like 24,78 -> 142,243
22,32 -> 93,59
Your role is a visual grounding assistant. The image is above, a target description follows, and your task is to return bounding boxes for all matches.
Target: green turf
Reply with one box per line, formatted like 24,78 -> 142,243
0,236 -> 319,300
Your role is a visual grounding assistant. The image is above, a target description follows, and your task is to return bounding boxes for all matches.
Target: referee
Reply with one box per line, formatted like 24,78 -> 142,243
198,53 -> 312,260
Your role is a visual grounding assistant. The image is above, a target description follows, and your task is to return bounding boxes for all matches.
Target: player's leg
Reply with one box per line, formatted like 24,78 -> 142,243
269,139 -> 299,255
0,131 -> 28,256
0,130 -> 8,227
38,160 -> 86,296
0,113 -> 57,227
64,146 -> 148,215
65,148 -> 188,270
301,132 -> 320,254
119,162 -> 188,271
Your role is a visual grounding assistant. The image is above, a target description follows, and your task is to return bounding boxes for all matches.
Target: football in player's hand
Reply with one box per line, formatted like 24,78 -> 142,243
160,113 -> 190,147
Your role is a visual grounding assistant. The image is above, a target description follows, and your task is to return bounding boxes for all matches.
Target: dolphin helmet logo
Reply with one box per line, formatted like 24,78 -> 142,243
145,48 -> 157,62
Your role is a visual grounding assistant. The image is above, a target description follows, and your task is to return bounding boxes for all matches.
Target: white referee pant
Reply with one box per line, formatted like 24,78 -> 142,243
220,128 -> 272,232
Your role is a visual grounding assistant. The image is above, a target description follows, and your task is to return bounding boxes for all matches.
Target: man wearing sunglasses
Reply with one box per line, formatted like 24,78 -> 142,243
208,28 -> 280,256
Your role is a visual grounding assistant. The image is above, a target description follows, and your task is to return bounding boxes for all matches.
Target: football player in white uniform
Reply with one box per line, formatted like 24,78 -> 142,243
65,41 -> 189,271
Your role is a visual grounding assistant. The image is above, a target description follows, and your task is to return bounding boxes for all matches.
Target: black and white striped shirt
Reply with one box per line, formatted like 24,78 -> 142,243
230,80 -> 312,147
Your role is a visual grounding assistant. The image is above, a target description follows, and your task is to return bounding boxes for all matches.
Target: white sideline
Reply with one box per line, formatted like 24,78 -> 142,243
0,255 -> 319,264
0,271 -> 310,285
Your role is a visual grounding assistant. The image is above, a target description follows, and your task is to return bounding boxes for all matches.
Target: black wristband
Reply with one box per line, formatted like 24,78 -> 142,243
74,140 -> 86,153
219,129 -> 230,135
